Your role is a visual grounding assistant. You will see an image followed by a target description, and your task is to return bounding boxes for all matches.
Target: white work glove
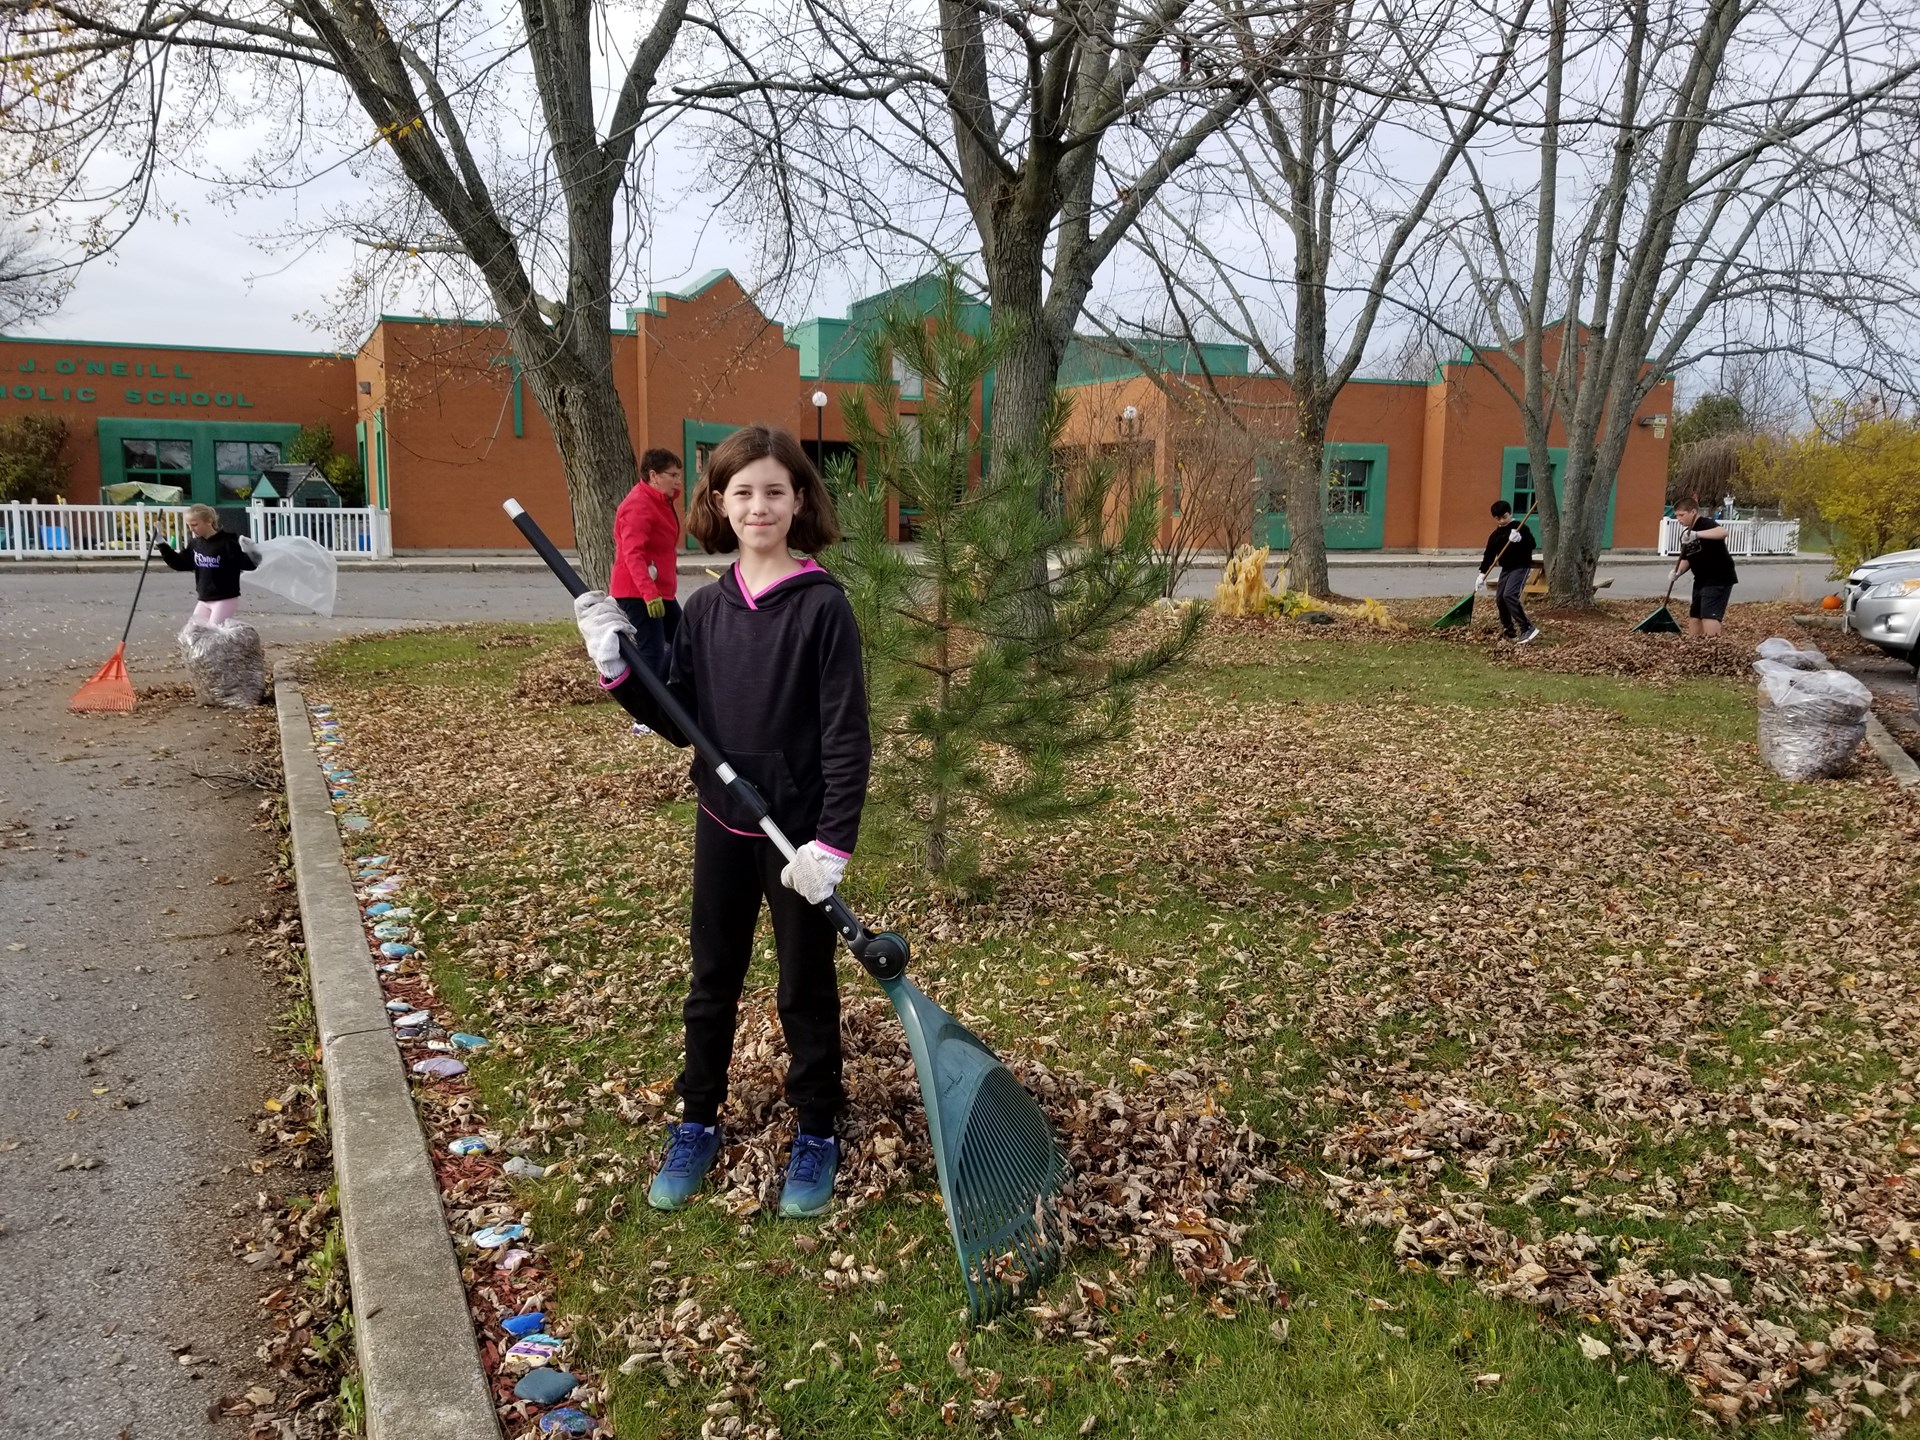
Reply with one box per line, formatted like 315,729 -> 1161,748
780,841 -> 848,903
573,590 -> 635,681
1509,527 -> 1523,544
1474,572 -> 1488,593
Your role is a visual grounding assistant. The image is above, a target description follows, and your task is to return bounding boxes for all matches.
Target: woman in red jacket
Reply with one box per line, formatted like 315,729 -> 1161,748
610,448 -> 685,680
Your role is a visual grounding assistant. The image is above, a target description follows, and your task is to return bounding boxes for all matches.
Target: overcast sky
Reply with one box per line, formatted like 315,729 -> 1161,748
22,191 -> 797,354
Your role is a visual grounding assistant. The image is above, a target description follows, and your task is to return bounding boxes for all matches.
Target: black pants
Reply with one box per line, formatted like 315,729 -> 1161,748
616,597 -> 682,680
1496,567 -> 1533,637
677,808 -> 844,1135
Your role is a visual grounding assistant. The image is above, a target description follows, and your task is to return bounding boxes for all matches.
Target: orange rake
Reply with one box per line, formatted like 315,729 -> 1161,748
69,525 -> 162,713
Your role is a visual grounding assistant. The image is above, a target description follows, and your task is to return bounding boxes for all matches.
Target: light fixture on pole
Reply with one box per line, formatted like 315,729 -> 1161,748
812,389 -> 829,464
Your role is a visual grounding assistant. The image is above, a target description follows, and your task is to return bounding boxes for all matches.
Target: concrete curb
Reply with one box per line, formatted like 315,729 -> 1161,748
1865,714 -> 1920,789
273,674 -> 502,1440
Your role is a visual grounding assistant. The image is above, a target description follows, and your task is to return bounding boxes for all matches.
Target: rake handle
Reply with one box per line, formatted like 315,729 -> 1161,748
502,499 -> 908,982
120,520 -> 163,647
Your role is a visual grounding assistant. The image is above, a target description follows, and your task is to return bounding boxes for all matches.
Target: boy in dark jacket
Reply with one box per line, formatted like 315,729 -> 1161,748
1476,500 -> 1539,643
1671,497 -> 1739,638
159,504 -> 256,625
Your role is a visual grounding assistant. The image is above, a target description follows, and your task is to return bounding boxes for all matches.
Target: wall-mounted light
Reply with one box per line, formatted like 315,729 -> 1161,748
1639,413 -> 1669,439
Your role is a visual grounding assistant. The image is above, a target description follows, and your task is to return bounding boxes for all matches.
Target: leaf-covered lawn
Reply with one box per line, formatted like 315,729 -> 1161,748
307,609 -> 1920,1439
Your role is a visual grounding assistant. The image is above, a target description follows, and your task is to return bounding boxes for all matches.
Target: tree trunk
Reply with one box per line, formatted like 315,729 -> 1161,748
1543,448 -> 1606,605
988,321 -> 1063,472
1283,399 -> 1331,596
514,330 -> 637,589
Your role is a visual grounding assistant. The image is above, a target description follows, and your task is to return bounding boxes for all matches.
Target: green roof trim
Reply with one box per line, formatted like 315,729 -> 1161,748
1057,336 -> 1250,387
1,332 -> 345,360
629,268 -> 738,320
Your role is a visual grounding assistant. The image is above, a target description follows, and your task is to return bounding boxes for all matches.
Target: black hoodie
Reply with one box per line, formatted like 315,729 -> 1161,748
604,560 -> 870,855
1480,519 -> 1536,576
159,530 -> 256,602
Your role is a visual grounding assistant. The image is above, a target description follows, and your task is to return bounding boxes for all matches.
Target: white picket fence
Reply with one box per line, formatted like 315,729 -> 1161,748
1658,515 -> 1800,557
2,501 -> 392,559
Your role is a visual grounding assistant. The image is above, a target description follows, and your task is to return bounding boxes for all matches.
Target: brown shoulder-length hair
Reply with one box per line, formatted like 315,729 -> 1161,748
686,424 -> 842,554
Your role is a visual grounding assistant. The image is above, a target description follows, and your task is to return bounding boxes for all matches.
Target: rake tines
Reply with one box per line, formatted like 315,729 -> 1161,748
881,975 -> 1069,1324
951,1067 -> 1066,1322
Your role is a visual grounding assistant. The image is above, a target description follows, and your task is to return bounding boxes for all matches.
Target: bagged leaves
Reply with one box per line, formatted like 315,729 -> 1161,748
1754,635 -> 1827,669
1754,663 -> 1871,780
178,620 -> 267,708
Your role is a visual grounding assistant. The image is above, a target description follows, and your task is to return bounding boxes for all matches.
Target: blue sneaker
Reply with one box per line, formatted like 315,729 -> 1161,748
778,1134 -> 838,1218
647,1122 -> 722,1210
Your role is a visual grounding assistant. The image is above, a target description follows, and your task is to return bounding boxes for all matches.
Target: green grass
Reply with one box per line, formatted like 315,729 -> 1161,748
308,622 -> 574,688
1176,635 -> 1755,744
310,616 -> 1916,1439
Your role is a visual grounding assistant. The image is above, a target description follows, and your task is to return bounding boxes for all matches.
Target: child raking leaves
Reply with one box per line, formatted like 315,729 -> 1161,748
572,425 -> 870,1217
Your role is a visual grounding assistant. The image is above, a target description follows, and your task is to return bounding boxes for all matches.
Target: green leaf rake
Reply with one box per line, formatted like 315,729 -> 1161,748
504,499 -> 1067,1322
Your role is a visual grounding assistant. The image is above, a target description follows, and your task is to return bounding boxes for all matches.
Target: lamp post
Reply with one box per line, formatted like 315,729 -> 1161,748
1116,404 -> 1142,491
811,390 -> 829,468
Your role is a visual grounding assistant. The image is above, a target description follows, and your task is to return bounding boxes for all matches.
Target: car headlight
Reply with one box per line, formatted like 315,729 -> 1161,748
1865,577 -> 1920,598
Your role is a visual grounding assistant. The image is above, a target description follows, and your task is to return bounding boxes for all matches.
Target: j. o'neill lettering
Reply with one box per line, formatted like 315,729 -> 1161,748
0,353 -> 251,408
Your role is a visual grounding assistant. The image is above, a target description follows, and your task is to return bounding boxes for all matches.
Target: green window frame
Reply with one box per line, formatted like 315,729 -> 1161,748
119,437 -> 194,491
366,409 -> 389,509
682,420 -> 740,551
1500,446 -> 1615,548
1255,442 -> 1388,550
96,418 -> 301,507
213,439 -> 286,503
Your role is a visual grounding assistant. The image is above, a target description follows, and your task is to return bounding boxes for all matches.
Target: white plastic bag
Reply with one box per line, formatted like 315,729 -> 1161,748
179,620 -> 267,708
1754,637 -> 1825,669
241,535 -> 338,617
1754,665 -> 1871,780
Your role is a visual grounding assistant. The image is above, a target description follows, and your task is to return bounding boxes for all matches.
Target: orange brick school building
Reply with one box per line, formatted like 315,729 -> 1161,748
0,272 -> 1672,553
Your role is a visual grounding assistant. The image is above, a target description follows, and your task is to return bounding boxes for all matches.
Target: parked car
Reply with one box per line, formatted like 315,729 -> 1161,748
1846,555 -> 1920,669
1844,547 -> 1920,614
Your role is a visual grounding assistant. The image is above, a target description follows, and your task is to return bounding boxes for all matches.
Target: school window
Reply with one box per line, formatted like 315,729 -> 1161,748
892,353 -> 924,401
121,438 -> 192,486
1326,457 -> 1372,515
1512,459 -> 1559,515
215,440 -> 284,503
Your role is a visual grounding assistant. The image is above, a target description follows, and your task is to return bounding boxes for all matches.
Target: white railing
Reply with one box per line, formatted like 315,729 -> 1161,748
251,504 -> 391,556
3,502 -> 392,559
1658,515 -> 1801,557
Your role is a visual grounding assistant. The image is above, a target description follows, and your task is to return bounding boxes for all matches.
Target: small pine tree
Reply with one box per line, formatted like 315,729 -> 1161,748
831,272 -> 1204,880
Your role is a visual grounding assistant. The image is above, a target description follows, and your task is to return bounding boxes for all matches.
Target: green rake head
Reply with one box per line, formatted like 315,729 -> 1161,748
1432,593 -> 1474,628
880,973 -> 1067,1323
1634,605 -> 1682,634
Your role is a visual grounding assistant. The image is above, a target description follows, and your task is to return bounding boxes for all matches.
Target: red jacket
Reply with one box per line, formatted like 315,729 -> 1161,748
609,481 -> 681,602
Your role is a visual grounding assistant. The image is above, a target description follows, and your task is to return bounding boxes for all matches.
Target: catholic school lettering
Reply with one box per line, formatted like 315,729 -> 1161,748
1,355 -> 253,408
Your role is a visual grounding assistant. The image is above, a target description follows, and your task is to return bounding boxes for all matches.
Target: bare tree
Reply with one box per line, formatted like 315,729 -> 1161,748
682,0 -> 1317,469
1414,0 -> 1920,602
1099,0 -> 1529,594
0,226 -> 67,329
0,0 -> 691,583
